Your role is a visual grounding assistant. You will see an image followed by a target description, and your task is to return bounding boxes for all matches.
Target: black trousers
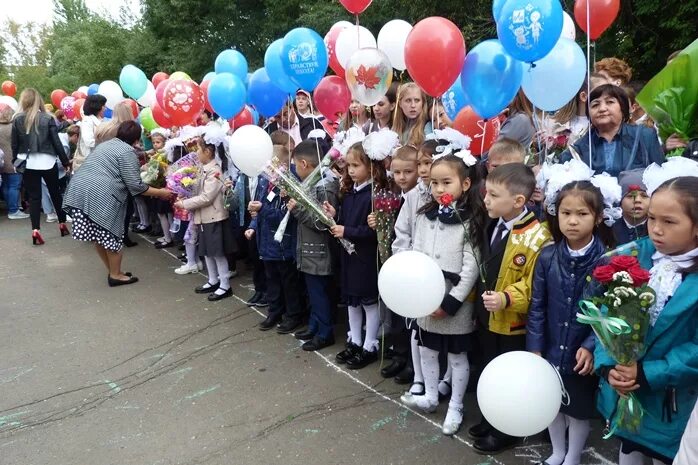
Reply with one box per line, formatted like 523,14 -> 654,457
249,239 -> 266,293
123,194 -> 135,239
24,165 -> 66,230
264,259 -> 303,322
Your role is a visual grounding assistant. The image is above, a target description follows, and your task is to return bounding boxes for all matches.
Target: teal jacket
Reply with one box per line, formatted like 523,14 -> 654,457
595,238 -> 698,459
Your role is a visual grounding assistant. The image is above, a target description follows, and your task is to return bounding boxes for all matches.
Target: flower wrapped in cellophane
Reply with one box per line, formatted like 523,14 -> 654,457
165,153 -> 200,198
577,248 -> 656,436
262,156 -> 355,254
373,189 -> 401,264
141,151 -> 169,187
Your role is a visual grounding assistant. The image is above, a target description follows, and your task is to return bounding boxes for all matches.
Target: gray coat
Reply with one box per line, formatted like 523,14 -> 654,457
392,181 -> 430,254
292,176 -> 339,276
63,138 -> 148,238
412,213 -> 479,336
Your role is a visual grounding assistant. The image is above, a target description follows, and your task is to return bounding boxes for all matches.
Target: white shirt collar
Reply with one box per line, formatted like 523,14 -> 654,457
652,246 -> 698,269
354,181 -> 370,192
567,237 -> 595,257
624,217 -> 647,229
496,208 -> 528,234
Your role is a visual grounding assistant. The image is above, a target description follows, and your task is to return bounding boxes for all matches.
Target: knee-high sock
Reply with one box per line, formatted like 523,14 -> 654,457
135,197 -> 149,226
347,306 -> 363,346
158,213 -> 172,242
185,243 -> 198,267
204,256 -> 219,285
363,302 -> 380,352
562,416 -> 590,465
447,353 -> 469,409
213,256 -> 230,293
419,346 -> 440,404
618,450 -> 644,465
411,330 -> 424,383
545,412 -> 567,465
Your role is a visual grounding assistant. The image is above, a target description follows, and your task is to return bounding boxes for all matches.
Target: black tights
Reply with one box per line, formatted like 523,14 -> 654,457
24,165 -> 66,230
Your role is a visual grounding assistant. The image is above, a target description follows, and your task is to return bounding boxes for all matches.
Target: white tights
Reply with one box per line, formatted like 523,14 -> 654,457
204,255 -> 230,294
347,303 -> 381,352
418,346 -> 469,409
134,196 -> 149,227
546,412 -> 591,465
158,213 -> 173,242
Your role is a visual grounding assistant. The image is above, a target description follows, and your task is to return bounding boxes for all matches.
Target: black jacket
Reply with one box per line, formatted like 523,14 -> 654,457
11,113 -> 69,166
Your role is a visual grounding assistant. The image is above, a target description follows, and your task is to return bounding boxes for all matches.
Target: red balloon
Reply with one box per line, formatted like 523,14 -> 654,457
453,106 -> 501,156
155,78 -> 171,109
152,102 -> 174,129
71,90 -> 87,100
2,80 -> 17,97
152,72 -> 170,88
200,79 -> 214,114
314,76 -> 351,123
73,98 -> 85,121
405,17 -> 466,97
162,80 -> 204,126
229,106 -> 254,129
574,0 -> 620,40
339,0 -> 372,14
123,98 -> 139,118
51,89 -> 68,108
324,24 -> 347,77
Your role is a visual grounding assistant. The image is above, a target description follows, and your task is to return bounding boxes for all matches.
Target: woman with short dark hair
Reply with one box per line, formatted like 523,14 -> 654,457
561,84 -> 664,176
63,121 -> 172,286
72,94 -> 107,171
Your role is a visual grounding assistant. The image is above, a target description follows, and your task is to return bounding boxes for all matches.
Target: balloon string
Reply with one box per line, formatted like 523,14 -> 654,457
355,15 -> 360,49
431,97 -> 436,131
307,97 -> 329,202
480,120 -> 487,156
586,0 -> 592,168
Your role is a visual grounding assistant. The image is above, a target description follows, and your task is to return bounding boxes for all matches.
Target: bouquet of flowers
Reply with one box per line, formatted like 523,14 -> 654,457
166,153 -> 199,198
373,189 -> 401,264
141,151 -> 169,187
576,253 -> 656,436
263,157 -> 355,254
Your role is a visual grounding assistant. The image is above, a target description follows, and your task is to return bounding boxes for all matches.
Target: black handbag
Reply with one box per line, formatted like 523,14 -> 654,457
13,126 -> 39,173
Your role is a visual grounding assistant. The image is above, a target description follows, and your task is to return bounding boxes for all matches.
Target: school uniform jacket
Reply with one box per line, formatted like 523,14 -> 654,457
180,159 -> 228,225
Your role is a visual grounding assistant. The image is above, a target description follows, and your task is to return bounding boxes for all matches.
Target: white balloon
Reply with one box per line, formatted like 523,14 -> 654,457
228,125 -> 274,177
477,351 -> 562,437
334,20 -> 354,29
98,80 -> 124,110
336,25 -> 377,68
137,81 -> 156,108
78,86 -> 89,95
378,251 -> 446,319
562,12 -> 576,40
0,95 -> 18,111
377,19 -> 413,71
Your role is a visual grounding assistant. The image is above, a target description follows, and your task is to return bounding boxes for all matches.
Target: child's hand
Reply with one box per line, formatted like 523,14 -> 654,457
248,201 -> 262,213
279,188 -> 288,198
244,229 -> 255,240
223,179 -> 233,188
330,225 -> 344,238
574,347 -> 594,375
608,363 -> 639,396
367,212 -> 377,229
174,200 -> 184,209
531,351 -> 542,357
431,308 -> 448,319
481,291 -> 505,312
287,199 -> 297,211
323,201 -> 336,218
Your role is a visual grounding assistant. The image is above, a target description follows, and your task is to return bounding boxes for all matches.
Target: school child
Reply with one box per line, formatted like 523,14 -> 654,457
287,140 -> 340,351
471,162 -> 552,454
399,148 -> 487,436
175,128 -> 236,301
392,82 -> 433,146
246,145 -> 303,334
612,170 -> 649,245
527,179 -> 618,465
485,138 -> 525,174
596,172 -> 698,465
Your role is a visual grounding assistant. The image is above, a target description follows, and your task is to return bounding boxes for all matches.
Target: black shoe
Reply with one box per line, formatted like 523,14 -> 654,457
473,434 -> 519,455
468,420 -> 492,440
259,314 -> 281,331
277,319 -> 302,334
335,342 -> 361,364
246,291 -> 263,306
123,237 -> 138,247
394,365 -> 414,385
255,294 -> 269,308
302,335 -> 335,351
208,288 -> 232,301
294,328 -> 315,341
107,276 -> 139,287
155,240 -> 174,249
195,282 -> 219,294
346,349 -> 378,370
380,357 -> 406,378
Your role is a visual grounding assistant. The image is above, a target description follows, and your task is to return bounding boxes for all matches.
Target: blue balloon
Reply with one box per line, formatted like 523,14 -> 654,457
87,83 -> 99,96
249,106 -> 259,125
492,0 -> 506,21
281,28 -> 328,91
441,79 -> 468,120
103,107 -> 113,119
247,68 -> 289,118
202,71 -> 216,83
497,0 -> 563,63
244,72 -> 252,88
521,38 -> 586,111
214,50 -> 248,81
207,73 -> 246,119
460,40 -> 524,120
264,39 -> 298,94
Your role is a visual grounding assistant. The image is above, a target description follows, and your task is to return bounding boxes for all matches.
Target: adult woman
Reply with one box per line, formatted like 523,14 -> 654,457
594,57 -> 633,87
561,85 -> 664,176
11,88 -> 70,244
1,105 -> 28,219
72,94 -> 106,171
63,121 -> 171,286
365,82 -> 398,133
94,101 -> 133,144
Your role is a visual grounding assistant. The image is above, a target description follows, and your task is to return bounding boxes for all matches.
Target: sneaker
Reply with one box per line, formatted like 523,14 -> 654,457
46,212 -> 58,222
8,211 -> 30,220
175,263 -> 200,275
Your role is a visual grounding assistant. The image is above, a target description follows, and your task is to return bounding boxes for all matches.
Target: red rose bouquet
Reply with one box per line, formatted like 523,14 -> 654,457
577,251 -> 656,436
373,189 -> 401,264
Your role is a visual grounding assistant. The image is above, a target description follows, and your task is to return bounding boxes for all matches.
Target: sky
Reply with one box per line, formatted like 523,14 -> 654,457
1,0 -> 141,24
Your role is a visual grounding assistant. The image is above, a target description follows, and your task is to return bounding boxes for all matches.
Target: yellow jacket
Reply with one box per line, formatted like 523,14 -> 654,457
488,214 -> 551,335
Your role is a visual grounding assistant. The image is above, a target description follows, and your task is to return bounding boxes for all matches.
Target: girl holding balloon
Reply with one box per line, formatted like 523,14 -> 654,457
392,83 -> 432,146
